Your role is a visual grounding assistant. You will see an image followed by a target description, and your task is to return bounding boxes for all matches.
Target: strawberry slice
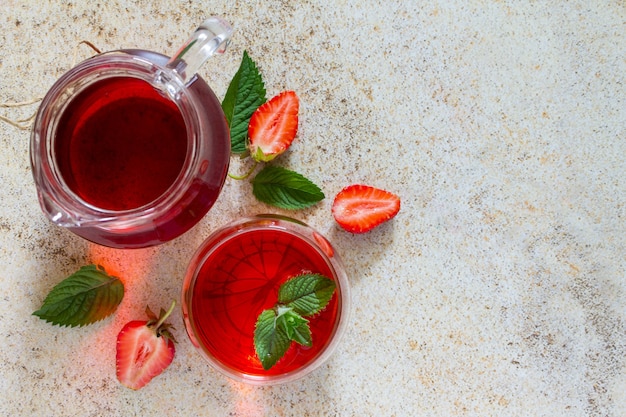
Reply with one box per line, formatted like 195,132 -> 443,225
116,302 -> 177,390
332,184 -> 401,233
248,91 -> 299,162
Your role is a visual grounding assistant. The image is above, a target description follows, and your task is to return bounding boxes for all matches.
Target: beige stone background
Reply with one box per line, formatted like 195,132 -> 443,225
1,1 -> 625,416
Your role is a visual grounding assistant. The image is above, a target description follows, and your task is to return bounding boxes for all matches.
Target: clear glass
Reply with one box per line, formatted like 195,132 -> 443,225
182,215 -> 351,385
30,18 -> 233,248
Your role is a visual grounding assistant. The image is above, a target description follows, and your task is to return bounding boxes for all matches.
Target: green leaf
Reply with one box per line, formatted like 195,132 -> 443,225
276,306 -> 310,342
252,165 -> 324,209
278,273 -> 336,316
253,274 -> 336,369
33,264 -> 124,327
276,307 -> 313,347
222,50 -> 267,154
287,319 -> 312,347
254,309 -> 291,370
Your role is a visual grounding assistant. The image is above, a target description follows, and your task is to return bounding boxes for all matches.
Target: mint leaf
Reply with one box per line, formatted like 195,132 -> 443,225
222,50 -> 266,153
286,318 -> 312,347
278,273 -> 336,316
252,165 -> 324,209
276,306 -> 310,341
254,274 -> 336,369
254,309 -> 291,370
33,264 -> 124,327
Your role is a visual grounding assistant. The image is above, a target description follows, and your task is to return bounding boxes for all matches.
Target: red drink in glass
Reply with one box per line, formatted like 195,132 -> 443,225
182,216 -> 350,385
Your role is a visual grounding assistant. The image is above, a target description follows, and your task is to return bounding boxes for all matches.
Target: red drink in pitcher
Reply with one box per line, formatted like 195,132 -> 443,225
54,77 -> 188,211
30,18 -> 233,248
182,216 -> 350,385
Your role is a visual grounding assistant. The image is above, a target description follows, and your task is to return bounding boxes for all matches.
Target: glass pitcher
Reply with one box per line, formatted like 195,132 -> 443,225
30,17 -> 233,249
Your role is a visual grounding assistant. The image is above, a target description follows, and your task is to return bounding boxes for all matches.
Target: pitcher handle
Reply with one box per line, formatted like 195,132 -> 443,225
166,17 -> 233,85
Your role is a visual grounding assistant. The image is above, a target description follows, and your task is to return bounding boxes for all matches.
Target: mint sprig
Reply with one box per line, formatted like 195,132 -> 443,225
33,264 -> 124,327
221,50 -> 267,154
254,273 -> 336,370
252,165 -> 324,209
222,52 -> 325,210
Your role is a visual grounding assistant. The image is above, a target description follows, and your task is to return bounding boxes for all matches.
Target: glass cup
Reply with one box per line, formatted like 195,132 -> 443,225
30,18 -> 233,248
181,215 -> 351,385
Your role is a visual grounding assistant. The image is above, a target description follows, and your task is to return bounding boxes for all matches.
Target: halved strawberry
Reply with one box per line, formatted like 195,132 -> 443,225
332,184 -> 401,233
116,302 -> 177,390
248,91 -> 299,162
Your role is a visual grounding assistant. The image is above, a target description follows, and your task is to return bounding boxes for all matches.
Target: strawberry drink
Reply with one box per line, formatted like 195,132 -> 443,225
182,215 -> 350,385
54,77 -> 187,211
31,19 -> 234,249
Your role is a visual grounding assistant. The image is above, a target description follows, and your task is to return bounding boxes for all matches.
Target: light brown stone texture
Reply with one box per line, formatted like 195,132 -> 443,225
1,1 -> 625,416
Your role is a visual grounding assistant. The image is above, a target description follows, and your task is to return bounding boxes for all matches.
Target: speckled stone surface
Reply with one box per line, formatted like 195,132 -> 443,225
1,1 -> 625,416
